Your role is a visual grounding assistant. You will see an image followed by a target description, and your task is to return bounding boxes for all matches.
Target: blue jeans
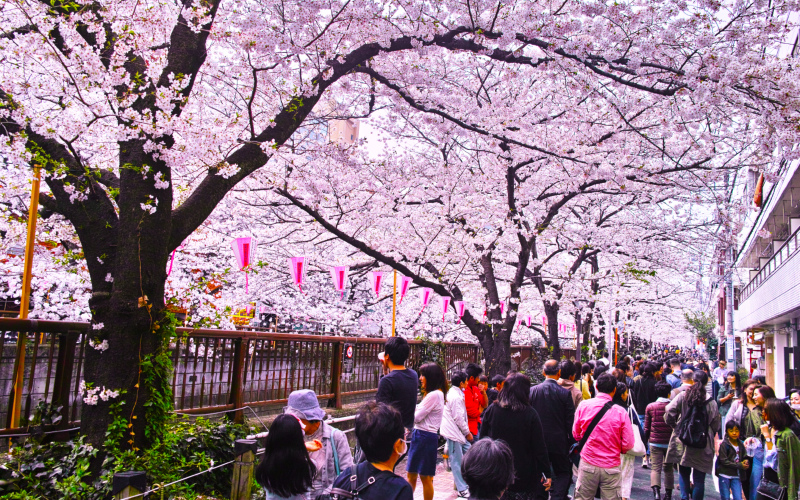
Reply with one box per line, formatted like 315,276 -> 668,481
678,466 -> 706,500
749,454 -> 763,500
447,439 -> 471,493
719,476 -> 743,500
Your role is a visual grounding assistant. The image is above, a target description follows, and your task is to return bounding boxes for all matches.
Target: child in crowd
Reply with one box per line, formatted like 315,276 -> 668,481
715,420 -> 750,500
256,414 -> 319,500
407,362 -> 447,500
331,402 -> 413,500
440,371 -> 474,498
486,375 -> 505,408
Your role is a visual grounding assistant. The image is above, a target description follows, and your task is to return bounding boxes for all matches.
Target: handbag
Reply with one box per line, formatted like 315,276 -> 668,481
569,402 -> 613,468
626,406 -> 646,456
756,478 -> 787,500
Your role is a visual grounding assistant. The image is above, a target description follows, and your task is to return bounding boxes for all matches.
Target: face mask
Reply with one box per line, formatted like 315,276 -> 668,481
791,404 -> 800,410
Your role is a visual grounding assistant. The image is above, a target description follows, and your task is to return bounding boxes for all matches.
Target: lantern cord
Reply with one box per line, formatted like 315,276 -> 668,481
167,249 -> 176,277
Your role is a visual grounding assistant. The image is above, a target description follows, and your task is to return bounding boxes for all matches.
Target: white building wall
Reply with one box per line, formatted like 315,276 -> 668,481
735,248 -> 800,330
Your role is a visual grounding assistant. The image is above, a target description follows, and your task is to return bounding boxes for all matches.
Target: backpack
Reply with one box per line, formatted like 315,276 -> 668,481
330,464 -> 387,500
677,397 -> 712,449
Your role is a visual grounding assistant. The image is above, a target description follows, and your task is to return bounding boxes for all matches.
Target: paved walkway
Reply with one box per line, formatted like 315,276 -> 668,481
401,456 -> 720,500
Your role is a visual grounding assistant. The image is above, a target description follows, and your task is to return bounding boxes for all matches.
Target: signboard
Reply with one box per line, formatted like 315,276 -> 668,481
342,343 -> 355,374
727,334 -> 736,368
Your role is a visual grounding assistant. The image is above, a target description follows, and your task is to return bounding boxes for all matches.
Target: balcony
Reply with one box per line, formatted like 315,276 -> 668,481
741,226 -> 800,302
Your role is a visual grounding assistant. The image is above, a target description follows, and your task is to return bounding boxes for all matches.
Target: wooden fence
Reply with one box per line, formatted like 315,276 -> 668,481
0,318 -> 567,436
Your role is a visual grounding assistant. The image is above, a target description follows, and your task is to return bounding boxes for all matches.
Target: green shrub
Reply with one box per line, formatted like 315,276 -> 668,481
0,416 -> 251,499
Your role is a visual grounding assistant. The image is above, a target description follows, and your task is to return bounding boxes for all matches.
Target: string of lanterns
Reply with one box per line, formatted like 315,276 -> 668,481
224,240 -> 578,328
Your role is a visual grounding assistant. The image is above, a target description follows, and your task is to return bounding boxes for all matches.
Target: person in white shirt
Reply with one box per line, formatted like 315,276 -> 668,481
440,371 -> 474,498
407,362 -> 447,500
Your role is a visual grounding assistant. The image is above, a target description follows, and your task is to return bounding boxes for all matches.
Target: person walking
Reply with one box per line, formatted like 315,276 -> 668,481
440,371 -> 473,498
665,371 -> 720,500
581,363 -> 596,399
376,337 -> 419,433
331,402 -> 413,500
481,373 -> 553,500
760,398 -> 800,500
285,390 -> 354,500
529,360 -> 576,500
670,369 -> 695,400
644,382 -> 675,500
742,385 -> 775,500
256,414 -> 318,500
407,362 -> 447,500
464,363 -> 488,437
615,382 -> 640,500
717,371 -> 742,435
715,420 -> 749,500
666,359 -> 683,390
633,362 -> 658,468
558,360 -> 585,410
461,438 -> 517,500
572,372 -> 635,500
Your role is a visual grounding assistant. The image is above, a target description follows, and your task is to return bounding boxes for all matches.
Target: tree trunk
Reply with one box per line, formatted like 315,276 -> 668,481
544,301 -> 561,359
469,322 -> 511,377
77,138 -> 174,455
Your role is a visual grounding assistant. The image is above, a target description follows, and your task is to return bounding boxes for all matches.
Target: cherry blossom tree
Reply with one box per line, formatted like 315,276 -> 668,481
1,0 -> 799,458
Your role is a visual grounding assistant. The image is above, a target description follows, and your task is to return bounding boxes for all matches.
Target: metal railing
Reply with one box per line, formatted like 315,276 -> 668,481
0,317 -> 562,436
740,225 -> 800,302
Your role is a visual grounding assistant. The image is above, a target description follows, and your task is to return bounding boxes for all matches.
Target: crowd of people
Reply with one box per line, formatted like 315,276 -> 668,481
253,337 -> 800,500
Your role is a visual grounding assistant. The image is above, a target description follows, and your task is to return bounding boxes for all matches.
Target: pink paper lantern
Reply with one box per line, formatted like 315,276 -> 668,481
232,237 -> 257,293
526,315 -> 532,327
288,256 -> 306,293
500,301 -> 506,316
369,271 -> 384,298
398,275 -> 412,304
454,301 -> 466,323
245,304 -> 254,315
420,287 -> 433,314
330,266 -> 349,300
440,295 -> 451,321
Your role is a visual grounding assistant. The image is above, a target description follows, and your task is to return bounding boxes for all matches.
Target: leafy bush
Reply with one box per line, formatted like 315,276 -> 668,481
0,415 -> 251,499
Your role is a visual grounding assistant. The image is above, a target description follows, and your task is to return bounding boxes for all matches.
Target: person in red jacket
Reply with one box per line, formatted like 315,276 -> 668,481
644,382 -> 675,500
464,363 -> 488,436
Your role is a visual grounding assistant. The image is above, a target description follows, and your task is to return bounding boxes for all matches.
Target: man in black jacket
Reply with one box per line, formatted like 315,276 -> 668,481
529,359 -> 576,500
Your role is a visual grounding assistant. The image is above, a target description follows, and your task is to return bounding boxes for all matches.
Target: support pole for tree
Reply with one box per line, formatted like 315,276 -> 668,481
391,270 -> 397,337
9,164 -> 41,431
230,439 -> 258,500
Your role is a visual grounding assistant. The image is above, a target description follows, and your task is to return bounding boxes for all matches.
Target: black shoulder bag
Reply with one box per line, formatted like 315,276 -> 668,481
569,402 -> 613,468
330,465 -> 388,500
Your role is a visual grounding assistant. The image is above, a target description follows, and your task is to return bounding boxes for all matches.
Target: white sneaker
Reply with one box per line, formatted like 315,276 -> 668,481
457,489 -> 470,498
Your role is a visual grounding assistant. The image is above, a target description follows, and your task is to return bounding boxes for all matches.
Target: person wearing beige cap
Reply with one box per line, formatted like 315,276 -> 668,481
285,389 -> 353,500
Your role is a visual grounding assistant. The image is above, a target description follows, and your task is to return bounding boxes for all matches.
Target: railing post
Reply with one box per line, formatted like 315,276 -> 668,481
230,439 -> 258,500
112,471 -> 147,500
228,337 -> 247,424
52,330 -> 79,431
330,342 -> 343,409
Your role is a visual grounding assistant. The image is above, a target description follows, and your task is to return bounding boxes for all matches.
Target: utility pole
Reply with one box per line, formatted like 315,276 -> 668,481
724,171 -> 737,371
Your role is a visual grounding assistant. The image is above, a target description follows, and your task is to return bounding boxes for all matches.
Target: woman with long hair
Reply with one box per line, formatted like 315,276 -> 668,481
717,371 -> 743,431
742,385 -> 775,500
480,373 -> 552,500
407,362 -> 447,500
760,398 -> 800,500
256,414 -> 317,500
665,371 -> 720,500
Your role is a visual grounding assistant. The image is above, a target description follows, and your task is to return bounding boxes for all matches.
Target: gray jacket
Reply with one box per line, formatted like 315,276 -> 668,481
664,390 -> 720,474
308,421 -> 354,499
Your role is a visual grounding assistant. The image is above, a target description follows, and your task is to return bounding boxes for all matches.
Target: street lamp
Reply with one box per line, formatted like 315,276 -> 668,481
573,300 -> 590,362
